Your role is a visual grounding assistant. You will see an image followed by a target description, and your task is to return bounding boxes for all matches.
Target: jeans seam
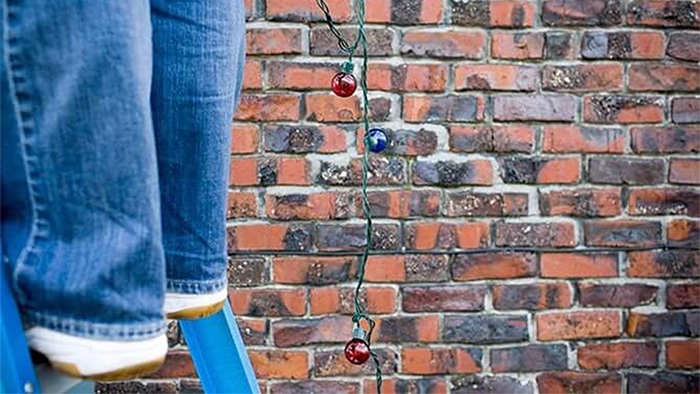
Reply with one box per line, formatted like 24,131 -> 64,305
25,309 -> 166,340
3,1 -> 49,306
166,277 -> 227,294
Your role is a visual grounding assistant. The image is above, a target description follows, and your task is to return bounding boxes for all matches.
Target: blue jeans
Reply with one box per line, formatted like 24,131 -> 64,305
1,0 -> 245,340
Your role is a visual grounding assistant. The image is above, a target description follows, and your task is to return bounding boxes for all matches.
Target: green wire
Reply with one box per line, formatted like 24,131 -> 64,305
315,0 -> 382,392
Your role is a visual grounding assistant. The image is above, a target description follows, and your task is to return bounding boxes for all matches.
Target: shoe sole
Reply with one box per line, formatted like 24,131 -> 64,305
52,356 -> 165,381
166,300 -> 224,320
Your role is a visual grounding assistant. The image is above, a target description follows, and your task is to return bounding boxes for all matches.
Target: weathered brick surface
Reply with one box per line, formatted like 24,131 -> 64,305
140,3 -> 700,391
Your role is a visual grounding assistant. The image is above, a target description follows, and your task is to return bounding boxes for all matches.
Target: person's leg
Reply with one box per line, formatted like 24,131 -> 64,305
1,0 -> 167,378
149,0 -> 246,318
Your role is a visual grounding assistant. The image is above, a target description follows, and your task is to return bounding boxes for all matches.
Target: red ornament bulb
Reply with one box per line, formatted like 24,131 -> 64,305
331,73 -> 357,97
344,338 -> 370,365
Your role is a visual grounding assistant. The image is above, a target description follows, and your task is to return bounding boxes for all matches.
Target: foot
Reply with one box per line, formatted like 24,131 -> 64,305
25,327 -> 167,381
164,288 -> 227,319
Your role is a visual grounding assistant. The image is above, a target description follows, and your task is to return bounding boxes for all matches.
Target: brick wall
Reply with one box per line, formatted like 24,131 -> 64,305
101,0 -> 699,393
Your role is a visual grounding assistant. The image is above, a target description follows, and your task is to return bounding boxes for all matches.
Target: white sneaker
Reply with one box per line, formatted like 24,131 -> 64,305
164,288 -> 227,319
26,327 -> 167,381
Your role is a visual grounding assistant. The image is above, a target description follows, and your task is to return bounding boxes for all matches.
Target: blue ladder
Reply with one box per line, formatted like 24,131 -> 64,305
0,263 -> 258,394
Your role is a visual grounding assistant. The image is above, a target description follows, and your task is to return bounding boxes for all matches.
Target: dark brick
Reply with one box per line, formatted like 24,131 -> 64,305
493,95 -> 577,122
452,252 -> 538,281
629,188 -> 700,216
542,64 -> 623,92
491,344 -> 568,372
406,221 -> 488,250
445,192 -> 528,217
230,288 -> 305,317
412,160 -> 493,186
314,348 -> 396,377
95,382 -> 178,394
492,283 -> 572,310
227,257 -> 268,287
580,31 -> 664,59
404,254 -> 451,282
451,375 -> 534,394
404,95 -> 485,122
542,0 -> 622,26
264,124 -> 338,153
310,27 -> 394,56
631,126 -> 700,153
538,372 -> 622,394
367,128 -> 438,156
627,311 -> 699,337
584,220 -> 662,247
667,32 -> 700,62
450,125 -> 535,153
588,157 -> 665,185
359,189 -> 441,218
579,283 -> 658,307
667,283 -> 700,309
500,157 -> 580,184
273,315 -> 352,347
443,315 -> 529,344
673,98 -> 700,124
369,97 -> 392,121
628,250 -> 700,278
317,157 -> 406,186
237,318 -> 267,346
495,221 -> 576,247
540,188 -> 622,217
583,95 -> 664,124
628,372 -> 700,394
366,378 -> 447,394
545,31 -> 573,59
451,0 -> 489,25
273,256 -> 357,285
375,316 -> 440,343
179,380 -> 204,393
315,223 -> 400,251
402,285 -> 486,312
627,0 -> 700,27
270,381 -> 359,394
669,219 -> 700,248
578,342 -> 658,370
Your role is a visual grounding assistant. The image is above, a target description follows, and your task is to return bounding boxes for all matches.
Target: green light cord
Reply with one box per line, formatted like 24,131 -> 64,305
315,0 -> 382,392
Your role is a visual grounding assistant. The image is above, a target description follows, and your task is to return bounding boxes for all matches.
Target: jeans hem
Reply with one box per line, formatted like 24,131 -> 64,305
25,310 -> 166,341
166,277 -> 227,294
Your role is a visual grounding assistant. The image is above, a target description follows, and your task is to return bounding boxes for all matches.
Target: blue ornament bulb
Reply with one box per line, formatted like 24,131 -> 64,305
367,128 -> 388,153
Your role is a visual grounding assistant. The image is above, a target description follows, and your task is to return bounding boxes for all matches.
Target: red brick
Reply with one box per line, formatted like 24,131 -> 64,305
401,347 -> 481,375
365,256 -> 406,282
363,378 -> 447,394
537,372 -> 622,394
368,63 -> 447,92
229,157 -> 258,186
667,283 -> 700,309
230,223 -> 310,251
401,30 -> 485,58
243,60 -> 263,90
536,157 -> 581,184
402,285 -> 486,312
629,64 -> 700,92
670,158 -> 700,185
627,0 -> 700,27
267,61 -> 337,90
543,125 -> 624,153
583,95 -> 664,124
366,0 -> 443,24
404,95 -> 485,123
543,63 -> 624,92
266,192 -> 350,220
235,94 -> 301,122
244,0 -> 254,18
664,218 -> 698,247
579,283 -> 658,307
230,288 -> 306,317
246,28 -> 302,55
628,188 -> 699,216
495,221 -> 576,247
540,188 -> 622,217
541,253 -> 618,278
450,125 -> 535,153
578,342 -> 658,370
445,191 -> 529,217
628,250 -> 699,278
276,157 -> 310,185
406,221 -> 489,250
581,31 -> 666,59
306,93 -> 361,122
584,220 -> 662,247
231,125 -> 259,154
149,351 -> 195,378
673,97 -> 700,124
266,0 -> 352,22
452,252 -> 537,281
542,0 -> 622,26
631,126 -> 700,154
491,32 -> 544,59
667,340 -> 700,369
249,350 -> 309,379
492,283 -> 572,310
314,348 -> 395,377
310,286 -> 396,315
537,311 -> 621,341
272,316 -> 352,347
490,0 -> 536,26
454,64 -> 536,91
499,157 -> 581,184
357,189 -> 441,218
226,192 -> 257,218
272,256 -> 356,285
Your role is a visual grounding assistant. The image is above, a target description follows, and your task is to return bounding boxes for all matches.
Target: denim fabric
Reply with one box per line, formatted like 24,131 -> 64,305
1,0 -> 244,340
